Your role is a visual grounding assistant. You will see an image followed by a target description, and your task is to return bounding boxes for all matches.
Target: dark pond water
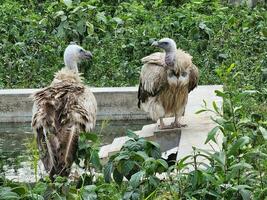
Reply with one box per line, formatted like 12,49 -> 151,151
0,120 -> 152,181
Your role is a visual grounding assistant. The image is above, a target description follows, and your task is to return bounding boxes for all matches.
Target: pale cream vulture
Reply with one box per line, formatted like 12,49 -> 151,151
31,43 -> 97,179
138,38 -> 199,129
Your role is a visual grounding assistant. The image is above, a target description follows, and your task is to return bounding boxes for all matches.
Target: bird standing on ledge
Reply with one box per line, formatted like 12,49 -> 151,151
138,38 -> 199,129
31,43 -> 97,180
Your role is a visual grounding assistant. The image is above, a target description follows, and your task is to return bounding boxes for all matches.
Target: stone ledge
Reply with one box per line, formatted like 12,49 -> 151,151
0,85 -> 222,123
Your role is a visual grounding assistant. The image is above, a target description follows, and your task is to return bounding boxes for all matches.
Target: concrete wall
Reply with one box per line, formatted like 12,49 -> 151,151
0,87 -> 149,123
0,86 -> 222,123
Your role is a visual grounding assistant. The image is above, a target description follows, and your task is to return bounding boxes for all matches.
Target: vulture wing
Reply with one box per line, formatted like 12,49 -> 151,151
138,52 -> 168,108
188,64 -> 199,92
31,81 -> 96,177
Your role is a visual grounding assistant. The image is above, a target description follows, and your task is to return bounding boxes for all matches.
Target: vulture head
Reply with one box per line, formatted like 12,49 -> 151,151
152,38 -> 177,69
64,43 -> 92,72
152,38 -> 177,53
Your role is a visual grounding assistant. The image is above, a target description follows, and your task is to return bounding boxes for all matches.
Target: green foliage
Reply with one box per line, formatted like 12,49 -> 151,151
0,1 -> 267,199
25,136 -> 40,182
0,0 -> 266,88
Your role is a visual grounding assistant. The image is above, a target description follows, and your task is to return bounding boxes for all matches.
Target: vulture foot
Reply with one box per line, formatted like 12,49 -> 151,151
158,124 -> 174,130
171,122 -> 187,128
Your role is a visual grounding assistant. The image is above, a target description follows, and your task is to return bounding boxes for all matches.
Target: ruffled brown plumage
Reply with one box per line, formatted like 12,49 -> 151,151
31,44 -> 96,180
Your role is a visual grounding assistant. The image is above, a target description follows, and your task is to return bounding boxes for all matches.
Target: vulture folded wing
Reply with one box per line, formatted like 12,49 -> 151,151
138,52 -> 167,108
188,64 -> 199,92
141,52 -> 166,66
77,87 -> 97,132
31,81 -> 97,175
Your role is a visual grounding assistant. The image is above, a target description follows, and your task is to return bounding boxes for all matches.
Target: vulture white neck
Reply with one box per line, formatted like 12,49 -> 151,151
64,56 -> 79,73
165,50 -> 177,68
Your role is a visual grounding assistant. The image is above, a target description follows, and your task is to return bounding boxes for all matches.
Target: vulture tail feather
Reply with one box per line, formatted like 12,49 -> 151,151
43,128 -> 56,170
64,126 -> 78,164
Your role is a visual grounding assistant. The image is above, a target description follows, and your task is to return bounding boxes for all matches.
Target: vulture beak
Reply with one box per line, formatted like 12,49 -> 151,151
151,41 -> 159,47
84,51 -> 93,59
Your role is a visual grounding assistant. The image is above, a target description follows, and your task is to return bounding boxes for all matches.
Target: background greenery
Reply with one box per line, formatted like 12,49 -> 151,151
0,0 -> 266,88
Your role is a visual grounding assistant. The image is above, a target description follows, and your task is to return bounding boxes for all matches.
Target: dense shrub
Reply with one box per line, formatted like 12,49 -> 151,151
0,0 -> 266,88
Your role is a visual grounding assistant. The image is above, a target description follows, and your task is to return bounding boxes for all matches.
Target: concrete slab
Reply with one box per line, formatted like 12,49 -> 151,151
176,85 -> 223,160
98,85 -> 223,161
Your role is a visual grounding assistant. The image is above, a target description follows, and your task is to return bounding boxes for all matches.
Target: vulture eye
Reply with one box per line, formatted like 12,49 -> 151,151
162,42 -> 168,45
79,49 -> 84,53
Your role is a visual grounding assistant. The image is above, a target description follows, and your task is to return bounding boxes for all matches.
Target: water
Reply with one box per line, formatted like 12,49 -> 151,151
0,120 -> 153,181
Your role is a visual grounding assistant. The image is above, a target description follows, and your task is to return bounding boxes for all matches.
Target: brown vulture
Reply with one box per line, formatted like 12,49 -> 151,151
138,38 -> 199,129
31,43 -> 97,179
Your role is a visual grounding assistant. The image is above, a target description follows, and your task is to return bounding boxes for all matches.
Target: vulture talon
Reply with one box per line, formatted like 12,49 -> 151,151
171,122 -> 187,128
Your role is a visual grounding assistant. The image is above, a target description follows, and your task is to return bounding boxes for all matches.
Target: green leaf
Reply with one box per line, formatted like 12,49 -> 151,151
32,182 -> 47,195
195,109 -> 207,114
205,126 -> 219,144
54,11 -> 65,18
11,186 -> 27,195
129,171 -> 145,188
63,0 -> 72,7
113,168 -> 123,184
0,187 -> 19,200
90,149 -> 102,170
121,160 -> 135,175
239,189 -> 251,200
126,130 -> 138,140
229,162 -> 253,171
227,63 -> 236,74
212,101 -> 220,113
81,185 -> 97,200
103,162 -> 113,183
96,12 -> 107,24
147,140 -> 160,149
134,151 -> 149,160
83,132 -> 99,143
157,159 -> 168,170
114,154 -> 130,162
259,126 -> 267,140
215,90 -> 225,98
86,22 -> 94,34
113,17 -> 123,25
228,136 -> 250,156
234,185 -> 252,200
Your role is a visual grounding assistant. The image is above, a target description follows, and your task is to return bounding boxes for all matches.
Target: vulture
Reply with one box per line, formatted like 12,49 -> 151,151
138,38 -> 199,129
31,43 -> 97,179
